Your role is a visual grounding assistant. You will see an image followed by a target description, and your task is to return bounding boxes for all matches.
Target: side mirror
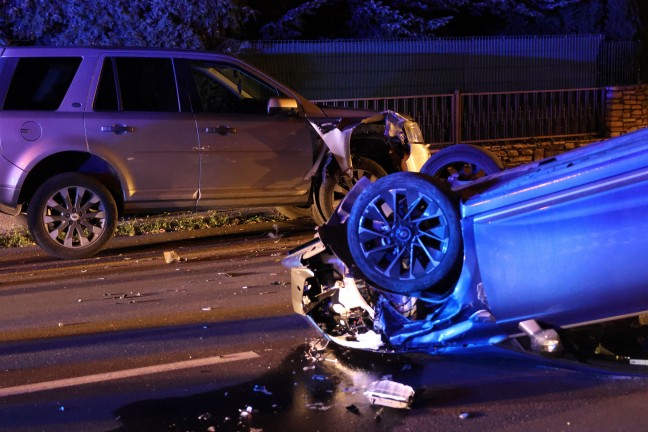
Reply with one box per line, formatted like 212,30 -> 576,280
267,97 -> 298,115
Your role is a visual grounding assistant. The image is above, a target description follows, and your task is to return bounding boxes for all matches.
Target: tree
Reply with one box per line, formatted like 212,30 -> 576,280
257,0 -> 584,40
3,0 -> 253,48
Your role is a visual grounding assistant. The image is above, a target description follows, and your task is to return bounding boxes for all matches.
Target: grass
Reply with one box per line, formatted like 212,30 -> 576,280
0,210 -> 286,249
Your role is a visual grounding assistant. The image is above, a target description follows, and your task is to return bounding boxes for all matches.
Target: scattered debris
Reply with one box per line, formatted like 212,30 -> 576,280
364,380 -> 415,409
253,384 -> 273,395
346,404 -> 360,414
267,224 -> 283,239
374,407 -> 384,422
201,307 -> 212,311
197,412 -> 212,421
306,402 -> 332,411
239,405 -> 254,419
163,250 -> 181,263
458,412 -> 471,420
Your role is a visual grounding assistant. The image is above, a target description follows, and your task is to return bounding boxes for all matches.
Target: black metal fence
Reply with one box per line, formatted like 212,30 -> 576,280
315,87 -> 606,145
239,35 -> 640,100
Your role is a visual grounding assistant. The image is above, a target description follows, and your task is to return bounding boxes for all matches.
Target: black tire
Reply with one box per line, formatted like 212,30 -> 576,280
27,173 -> 118,260
275,205 -> 312,219
421,143 -> 504,184
347,172 -> 462,296
318,156 -> 388,221
275,205 -> 326,226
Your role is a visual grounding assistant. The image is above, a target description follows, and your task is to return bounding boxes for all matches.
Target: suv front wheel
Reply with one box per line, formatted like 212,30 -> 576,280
27,173 -> 118,260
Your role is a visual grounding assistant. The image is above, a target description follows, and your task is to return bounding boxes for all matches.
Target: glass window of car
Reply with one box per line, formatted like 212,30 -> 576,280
94,57 -> 179,112
189,61 -> 279,114
3,57 -> 81,110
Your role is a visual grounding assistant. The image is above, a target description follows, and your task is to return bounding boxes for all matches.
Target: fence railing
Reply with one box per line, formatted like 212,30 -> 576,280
241,35 -> 640,99
314,87 -> 606,145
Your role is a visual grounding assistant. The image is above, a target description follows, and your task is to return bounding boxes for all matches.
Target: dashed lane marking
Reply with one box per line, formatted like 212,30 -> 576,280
0,351 -> 260,397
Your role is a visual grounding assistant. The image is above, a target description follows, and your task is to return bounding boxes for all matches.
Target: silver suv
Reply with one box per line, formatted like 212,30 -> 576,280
0,46 -> 426,259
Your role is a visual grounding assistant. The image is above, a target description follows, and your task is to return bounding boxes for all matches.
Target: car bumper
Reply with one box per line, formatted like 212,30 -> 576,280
0,157 -> 24,216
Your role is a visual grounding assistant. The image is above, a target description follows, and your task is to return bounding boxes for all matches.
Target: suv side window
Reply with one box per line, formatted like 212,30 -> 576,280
3,57 -> 81,110
189,61 -> 279,114
94,57 -> 179,112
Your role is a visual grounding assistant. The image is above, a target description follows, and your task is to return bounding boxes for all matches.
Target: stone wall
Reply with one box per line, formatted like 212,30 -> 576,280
606,85 -> 648,137
475,84 -> 648,168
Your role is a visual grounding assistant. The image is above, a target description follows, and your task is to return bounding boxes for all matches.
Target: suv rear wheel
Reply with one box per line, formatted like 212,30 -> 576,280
318,156 -> 387,221
27,173 -> 118,260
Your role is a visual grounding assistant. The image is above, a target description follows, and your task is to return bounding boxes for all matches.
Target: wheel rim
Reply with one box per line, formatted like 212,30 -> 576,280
331,168 -> 379,210
356,187 -> 451,281
42,185 -> 107,248
438,162 -> 487,182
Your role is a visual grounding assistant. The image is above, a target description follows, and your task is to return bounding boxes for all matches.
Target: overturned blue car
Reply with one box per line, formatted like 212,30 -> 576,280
283,128 -> 648,363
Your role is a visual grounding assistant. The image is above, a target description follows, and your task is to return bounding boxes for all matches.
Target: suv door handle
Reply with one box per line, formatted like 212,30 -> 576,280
205,125 -> 237,135
101,124 -> 135,135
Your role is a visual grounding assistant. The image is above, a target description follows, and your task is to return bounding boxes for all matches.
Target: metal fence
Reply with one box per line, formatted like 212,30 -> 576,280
240,35 -> 640,100
315,87 -> 605,145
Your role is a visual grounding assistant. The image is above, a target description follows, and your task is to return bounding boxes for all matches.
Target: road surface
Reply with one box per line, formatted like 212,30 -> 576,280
2,220 -> 648,431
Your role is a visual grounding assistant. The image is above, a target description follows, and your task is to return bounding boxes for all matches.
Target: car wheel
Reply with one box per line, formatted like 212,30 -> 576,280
421,143 -> 503,184
318,156 -> 387,221
347,172 -> 462,296
27,173 -> 118,260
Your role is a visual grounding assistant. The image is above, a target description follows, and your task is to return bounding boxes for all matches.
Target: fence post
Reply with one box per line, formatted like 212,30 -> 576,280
453,89 -> 462,144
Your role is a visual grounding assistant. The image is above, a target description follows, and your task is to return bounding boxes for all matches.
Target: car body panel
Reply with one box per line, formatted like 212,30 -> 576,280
85,111 -> 200,207
464,129 -> 648,331
284,128 -> 648,358
195,112 -> 313,204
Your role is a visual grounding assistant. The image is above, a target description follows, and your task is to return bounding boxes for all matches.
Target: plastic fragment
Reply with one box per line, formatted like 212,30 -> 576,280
306,402 -> 331,411
311,374 -> 327,381
267,224 -> 283,239
459,412 -> 471,420
364,380 -> 415,409
374,407 -> 384,421
346,404 -> 360,414
239,405 -> 253,419
197,412 -> 212,420
253,384 -> 273,395
163,250 -> 180,264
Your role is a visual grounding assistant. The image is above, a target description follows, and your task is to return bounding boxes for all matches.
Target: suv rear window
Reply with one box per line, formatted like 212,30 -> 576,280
3,57 -> 81,111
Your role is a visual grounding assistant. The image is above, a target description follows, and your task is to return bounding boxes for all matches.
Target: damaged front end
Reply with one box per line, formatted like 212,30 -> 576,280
283,176 -> 508,355
306,110 -> 427,177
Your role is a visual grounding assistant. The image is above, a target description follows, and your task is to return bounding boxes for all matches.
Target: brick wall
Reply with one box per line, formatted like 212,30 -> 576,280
476,84 -> 648,168
606,85 -> 648,137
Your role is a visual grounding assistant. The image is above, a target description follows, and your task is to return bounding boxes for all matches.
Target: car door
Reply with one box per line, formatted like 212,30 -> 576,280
184,59 -> 313,207
85,56 -> 200,210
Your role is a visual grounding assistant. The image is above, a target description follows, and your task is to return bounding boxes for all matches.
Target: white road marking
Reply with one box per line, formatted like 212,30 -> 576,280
0,351 -> 260,397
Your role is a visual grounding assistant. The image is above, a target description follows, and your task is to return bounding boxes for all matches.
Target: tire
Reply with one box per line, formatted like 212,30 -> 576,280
27,173 -> 118,260
275,205 -> 326,226
421,143 -> 504,184
318,156 -> 388,221
346,172 -> 462,296
275,205 -> 312,219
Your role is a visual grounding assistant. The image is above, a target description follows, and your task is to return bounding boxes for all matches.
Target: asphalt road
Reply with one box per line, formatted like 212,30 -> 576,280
3,220 -> 648,431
